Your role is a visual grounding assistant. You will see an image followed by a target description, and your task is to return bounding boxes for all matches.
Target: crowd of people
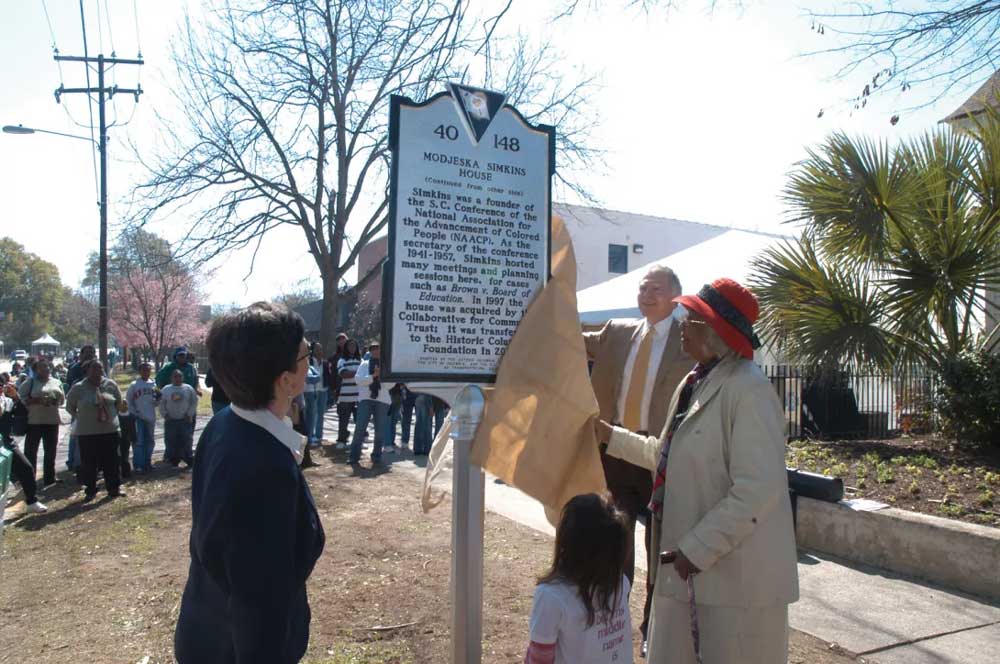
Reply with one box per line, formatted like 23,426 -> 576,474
292,333 -> 450,466
1,330 -> 451,517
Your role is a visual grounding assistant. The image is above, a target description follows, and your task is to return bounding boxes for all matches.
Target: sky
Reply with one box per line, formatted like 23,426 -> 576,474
0,1 -> 979,306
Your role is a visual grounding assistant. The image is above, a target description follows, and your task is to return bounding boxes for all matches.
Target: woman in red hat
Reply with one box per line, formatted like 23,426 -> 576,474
595,278 -> 799,663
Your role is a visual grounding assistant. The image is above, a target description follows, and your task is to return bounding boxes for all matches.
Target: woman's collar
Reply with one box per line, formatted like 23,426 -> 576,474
230,404 -> 306,462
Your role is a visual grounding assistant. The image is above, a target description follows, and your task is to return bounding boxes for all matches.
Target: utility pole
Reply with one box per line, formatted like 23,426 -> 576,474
53,53 -> 143,370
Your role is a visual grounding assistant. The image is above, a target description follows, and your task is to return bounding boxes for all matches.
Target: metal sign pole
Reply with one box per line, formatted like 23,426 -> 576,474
449,384 -> 486,664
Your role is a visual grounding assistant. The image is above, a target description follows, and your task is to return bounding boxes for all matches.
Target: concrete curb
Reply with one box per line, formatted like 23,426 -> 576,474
795,496 -> 1000,602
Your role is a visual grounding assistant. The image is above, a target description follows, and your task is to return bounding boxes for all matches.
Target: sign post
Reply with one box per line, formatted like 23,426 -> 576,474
449,384 -> 486,664
384,83 -> 554,664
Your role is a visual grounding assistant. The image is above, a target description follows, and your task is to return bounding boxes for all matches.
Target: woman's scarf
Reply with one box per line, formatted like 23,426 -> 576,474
648,358 -> 720,520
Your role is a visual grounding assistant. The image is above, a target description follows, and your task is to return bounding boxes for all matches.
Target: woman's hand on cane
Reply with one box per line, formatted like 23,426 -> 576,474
662,549 -> 700,580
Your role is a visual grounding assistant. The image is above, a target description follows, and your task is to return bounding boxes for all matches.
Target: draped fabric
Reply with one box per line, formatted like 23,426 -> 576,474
421,215 -> 606,513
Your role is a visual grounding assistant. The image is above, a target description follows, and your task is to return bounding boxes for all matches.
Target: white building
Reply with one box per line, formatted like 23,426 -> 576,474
576,228 -> 788,324
556,204 -> 733,290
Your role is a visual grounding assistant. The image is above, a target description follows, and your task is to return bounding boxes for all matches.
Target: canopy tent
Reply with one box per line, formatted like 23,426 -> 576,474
577,229 -> 788,324
30,333 -> 61,355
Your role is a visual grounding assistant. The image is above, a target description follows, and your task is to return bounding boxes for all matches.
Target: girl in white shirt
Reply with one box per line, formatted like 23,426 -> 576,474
526,493 -> 633,664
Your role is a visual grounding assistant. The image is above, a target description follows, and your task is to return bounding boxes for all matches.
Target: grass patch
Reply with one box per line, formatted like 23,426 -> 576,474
113,369 -> 213,416
87,497 -> 160,556
306,643 -> 414,664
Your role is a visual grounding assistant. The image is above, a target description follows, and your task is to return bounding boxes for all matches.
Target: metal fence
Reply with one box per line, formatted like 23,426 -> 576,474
761,364 -> 938,440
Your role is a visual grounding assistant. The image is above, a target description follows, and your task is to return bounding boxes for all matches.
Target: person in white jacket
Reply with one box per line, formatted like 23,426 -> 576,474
347,342 -> 392,465
126,362 -> 160,473
595,278 -> 798,664
160,369 -> 198,467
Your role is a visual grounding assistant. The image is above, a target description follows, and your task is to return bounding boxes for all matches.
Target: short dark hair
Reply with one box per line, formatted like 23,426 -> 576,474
206,301 -> 304,409
538,493 -> 629,628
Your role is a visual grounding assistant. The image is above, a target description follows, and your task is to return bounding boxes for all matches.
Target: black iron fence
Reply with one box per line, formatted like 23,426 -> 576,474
761,364 -> 938,440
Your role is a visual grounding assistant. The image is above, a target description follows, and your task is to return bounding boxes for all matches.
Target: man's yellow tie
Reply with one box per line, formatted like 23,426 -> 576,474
622,329 -> 654,431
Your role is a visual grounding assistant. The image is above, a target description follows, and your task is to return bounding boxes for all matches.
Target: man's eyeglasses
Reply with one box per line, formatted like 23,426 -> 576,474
297,349 -> 311,363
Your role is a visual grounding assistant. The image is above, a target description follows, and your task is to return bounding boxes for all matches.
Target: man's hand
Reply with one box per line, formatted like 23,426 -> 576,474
593,419 -> 613,445
372,367 -> 381,378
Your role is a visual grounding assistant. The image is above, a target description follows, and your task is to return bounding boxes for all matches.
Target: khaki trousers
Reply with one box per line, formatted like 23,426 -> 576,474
647,597 -> 788,663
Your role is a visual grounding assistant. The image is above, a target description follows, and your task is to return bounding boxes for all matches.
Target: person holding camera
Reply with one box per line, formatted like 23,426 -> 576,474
347,341 -> 392,466
17,358 -> 65,488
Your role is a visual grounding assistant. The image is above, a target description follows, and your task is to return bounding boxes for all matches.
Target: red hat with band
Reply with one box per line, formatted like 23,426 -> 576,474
673,278 -> 762,359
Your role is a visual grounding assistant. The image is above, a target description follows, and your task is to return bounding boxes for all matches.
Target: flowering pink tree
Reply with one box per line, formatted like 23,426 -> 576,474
109,265 -> 206,367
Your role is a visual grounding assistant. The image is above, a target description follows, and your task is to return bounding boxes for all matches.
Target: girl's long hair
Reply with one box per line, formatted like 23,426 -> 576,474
342,339 -> 361,360
538,493 -> 630,627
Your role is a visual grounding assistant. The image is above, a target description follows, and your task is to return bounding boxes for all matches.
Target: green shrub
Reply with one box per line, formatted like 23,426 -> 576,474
935,350 -> 1000,446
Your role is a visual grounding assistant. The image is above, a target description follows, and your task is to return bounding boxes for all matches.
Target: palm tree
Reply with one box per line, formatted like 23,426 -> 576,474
751,113 -> 1000,372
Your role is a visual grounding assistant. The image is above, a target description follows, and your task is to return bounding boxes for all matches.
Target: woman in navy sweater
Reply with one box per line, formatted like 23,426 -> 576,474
175,302 -> 325,663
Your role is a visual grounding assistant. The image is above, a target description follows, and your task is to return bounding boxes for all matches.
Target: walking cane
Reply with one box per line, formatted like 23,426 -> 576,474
660,551 -> 703,664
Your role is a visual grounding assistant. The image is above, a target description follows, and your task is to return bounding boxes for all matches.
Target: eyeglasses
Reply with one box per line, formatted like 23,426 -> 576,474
297,349 -> 311,363
675,305 -> 708,327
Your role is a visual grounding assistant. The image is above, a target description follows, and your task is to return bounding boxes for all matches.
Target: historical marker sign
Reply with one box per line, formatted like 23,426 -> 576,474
383,84 -> 555,383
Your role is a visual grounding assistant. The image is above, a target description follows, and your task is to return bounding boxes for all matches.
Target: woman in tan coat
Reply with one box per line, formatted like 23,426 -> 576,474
596,278 -> 798,663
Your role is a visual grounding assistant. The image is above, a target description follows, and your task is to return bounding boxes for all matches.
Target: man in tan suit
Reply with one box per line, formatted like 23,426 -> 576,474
584,263 -> 691,650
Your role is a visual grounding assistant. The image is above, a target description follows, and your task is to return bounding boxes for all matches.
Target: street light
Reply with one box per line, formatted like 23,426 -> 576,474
3,122 -> 109,370
3,125 -> 95,144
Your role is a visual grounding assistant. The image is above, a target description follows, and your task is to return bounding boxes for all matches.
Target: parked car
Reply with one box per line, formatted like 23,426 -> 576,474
12,349 -> 27,362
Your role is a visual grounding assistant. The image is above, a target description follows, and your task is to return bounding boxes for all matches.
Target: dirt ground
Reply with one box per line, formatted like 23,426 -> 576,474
3,446 -> 861,664
787,436 -> 1000,527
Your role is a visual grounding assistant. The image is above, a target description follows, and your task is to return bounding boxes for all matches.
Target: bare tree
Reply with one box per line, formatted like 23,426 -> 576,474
344,293 -> 382,345
129,0 -> 598,350
273,278 -> 323,312
805,2 -> 1000,112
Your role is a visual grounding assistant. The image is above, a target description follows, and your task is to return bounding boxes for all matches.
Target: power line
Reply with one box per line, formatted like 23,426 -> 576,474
133,0 -> 142,58
78,0 -> 101,205
102,0 -> 116,55
95,0 -> 104,55
39,2 -> 96,131
41,0 -> 65,82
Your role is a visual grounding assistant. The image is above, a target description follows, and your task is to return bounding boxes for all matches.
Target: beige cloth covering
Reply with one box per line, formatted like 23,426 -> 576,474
421,215 -> 606,513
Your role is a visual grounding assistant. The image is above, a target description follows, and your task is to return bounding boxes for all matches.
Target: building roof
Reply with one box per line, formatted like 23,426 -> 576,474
577,229 -> 788,324
943,69 -> 1000,123
555,203 -> 738,235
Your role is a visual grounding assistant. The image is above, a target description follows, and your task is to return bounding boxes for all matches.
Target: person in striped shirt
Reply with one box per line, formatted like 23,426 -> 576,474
335,339 -> 362,450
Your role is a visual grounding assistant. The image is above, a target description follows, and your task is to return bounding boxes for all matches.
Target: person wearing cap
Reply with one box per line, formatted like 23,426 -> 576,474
584,263 -> 692,650
157,347 -> 202,445
348,340 -> 392,465
595,278 -> 799,664
156,346 -> 202,394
